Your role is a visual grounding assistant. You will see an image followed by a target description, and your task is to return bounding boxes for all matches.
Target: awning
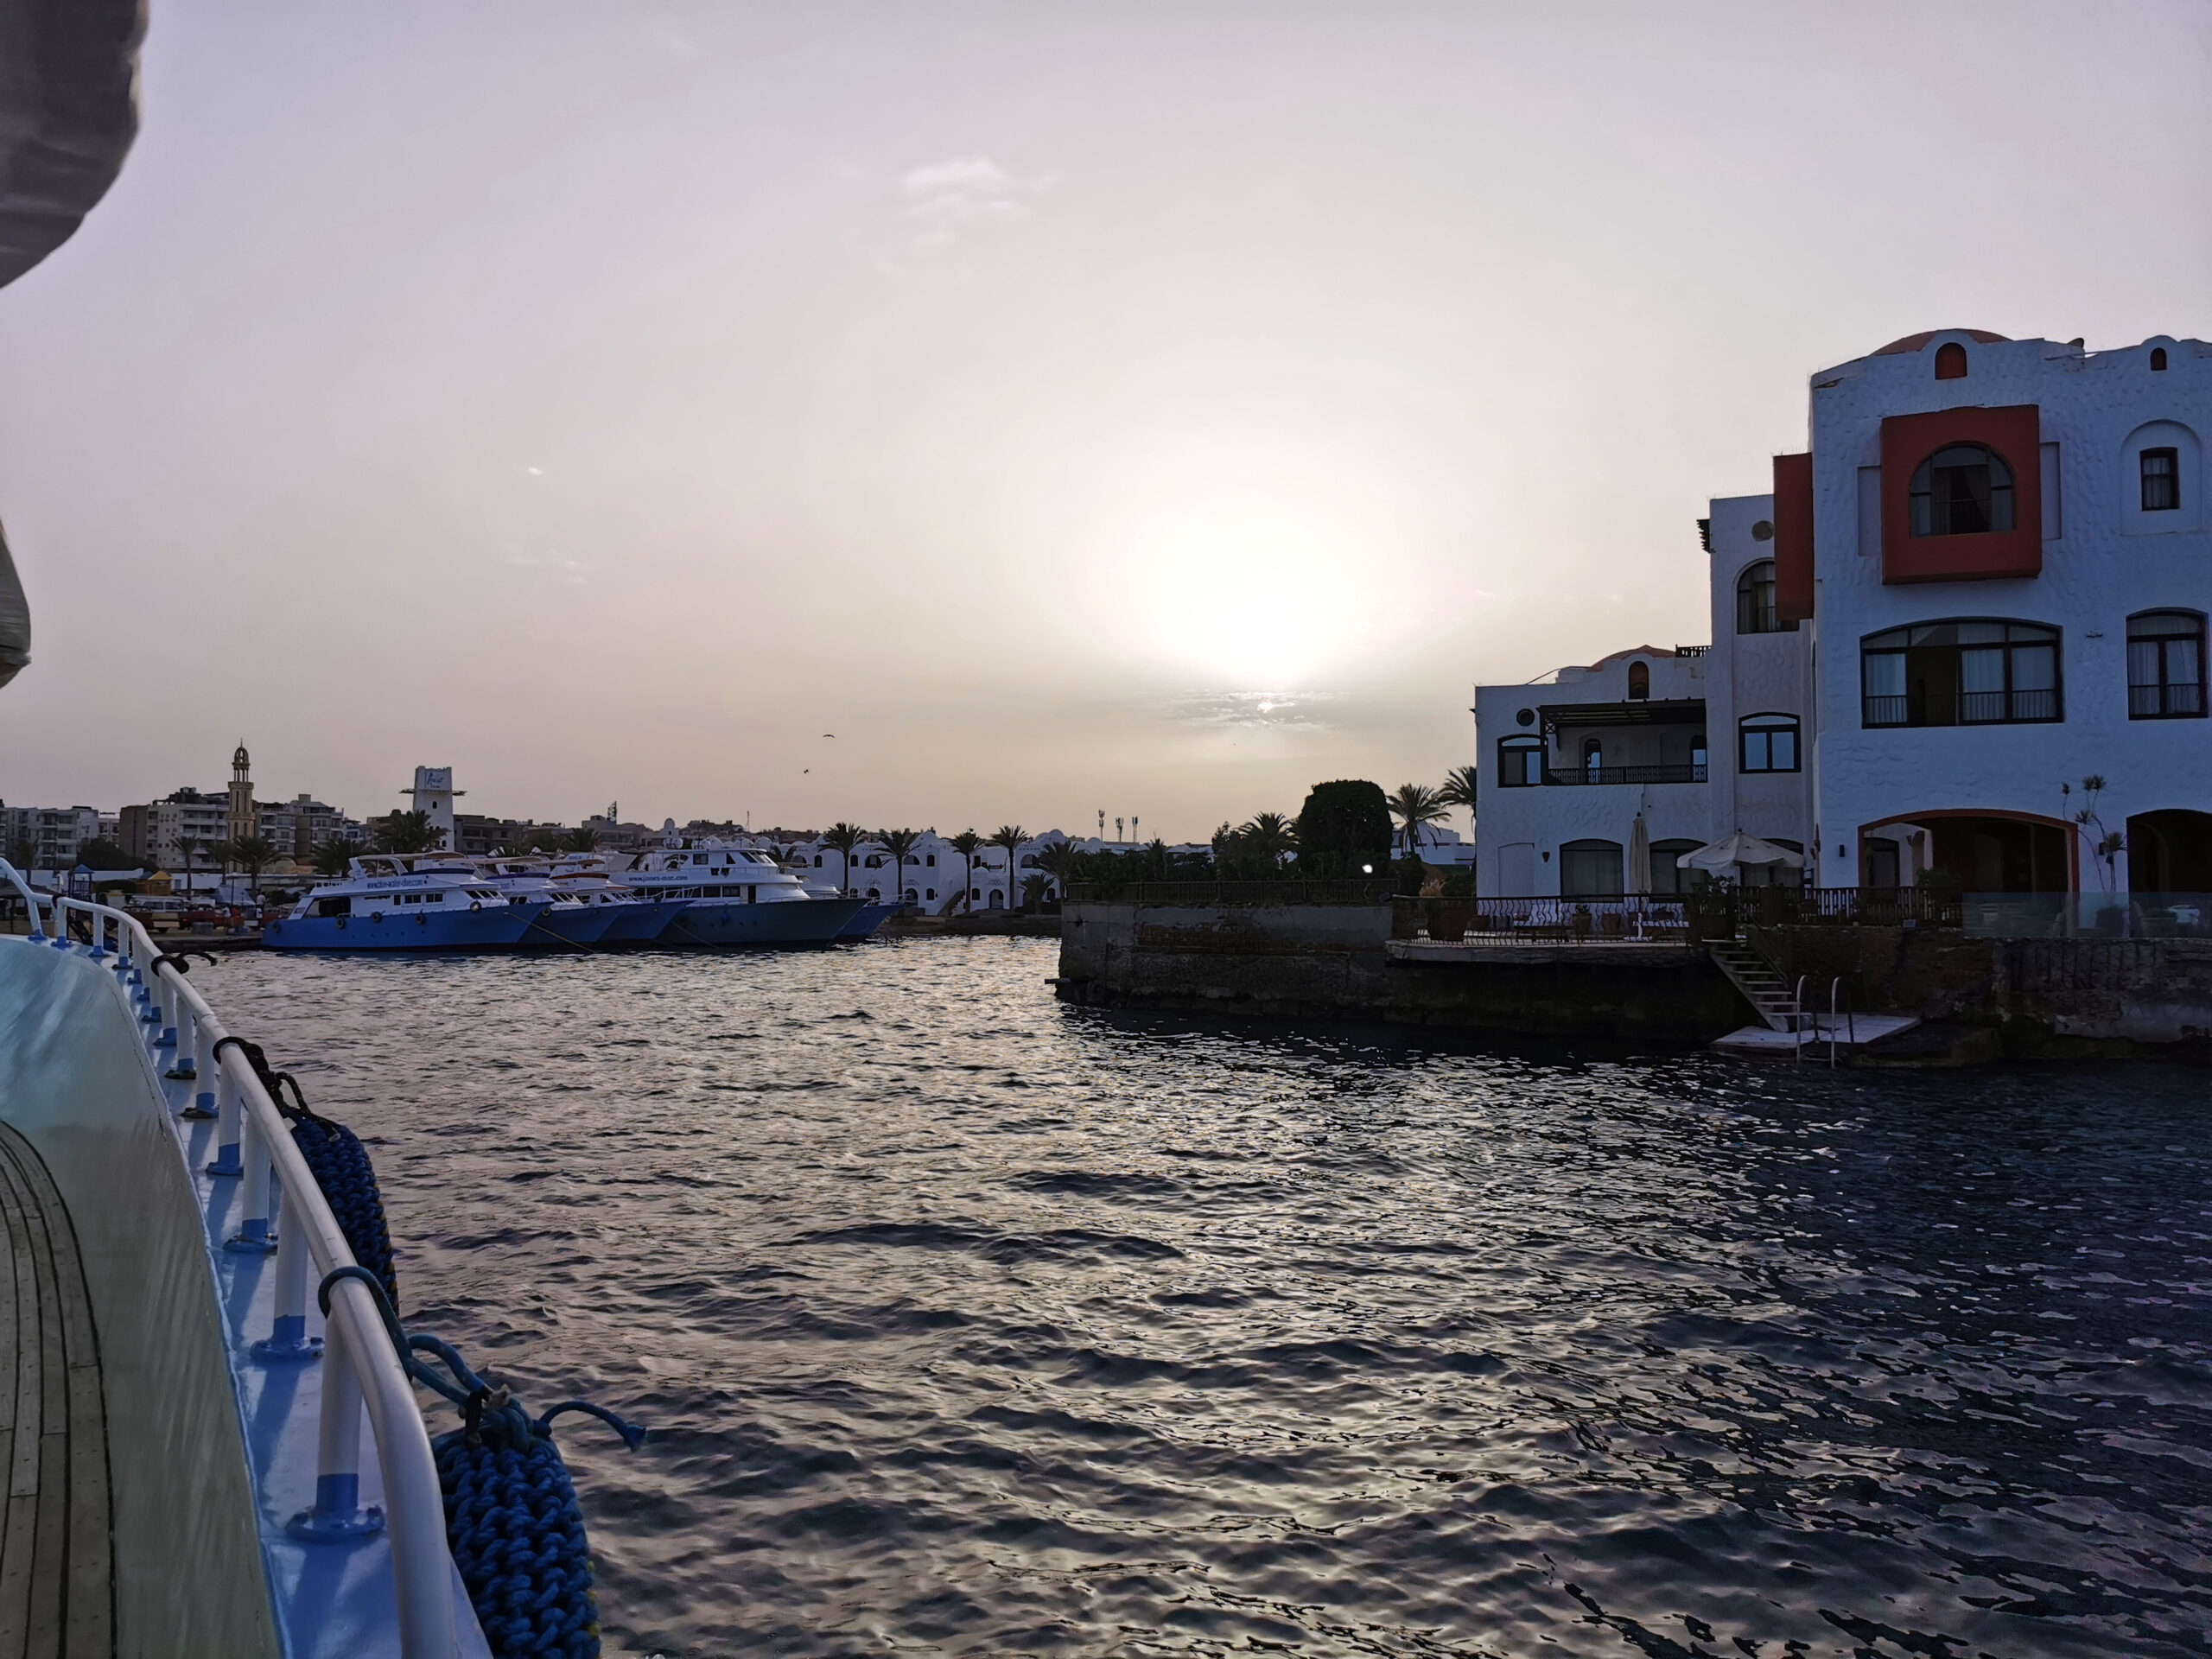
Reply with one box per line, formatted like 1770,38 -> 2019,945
1677,832 -> 1804,874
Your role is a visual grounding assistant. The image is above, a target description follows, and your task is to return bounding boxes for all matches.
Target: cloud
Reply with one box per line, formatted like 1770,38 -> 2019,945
871,156 -> 1049,266
1166,690 -> 1341,732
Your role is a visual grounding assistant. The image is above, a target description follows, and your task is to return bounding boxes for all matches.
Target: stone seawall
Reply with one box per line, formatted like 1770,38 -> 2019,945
1057,904 -> 1747,1039
1058,903 -> 1392,1020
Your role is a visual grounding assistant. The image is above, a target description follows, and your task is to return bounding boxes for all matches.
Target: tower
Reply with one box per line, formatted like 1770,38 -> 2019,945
226,743 -> 255,848
403,766 -> 462,850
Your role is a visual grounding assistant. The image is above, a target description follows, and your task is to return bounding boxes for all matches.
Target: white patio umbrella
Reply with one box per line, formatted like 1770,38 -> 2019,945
1626,813 -> 1651,895
1677,832 -> 1805,874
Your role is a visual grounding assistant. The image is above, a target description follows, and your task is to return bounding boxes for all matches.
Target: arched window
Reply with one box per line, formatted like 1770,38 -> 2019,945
1935,342 -> 1968,379
1581,737 -> 1603,782
1497,734 -> 1544,787
1626,661 -> 1649,700
1736,561 -> 1778,632
1861,620 -> 2060,727
1910,445 -> 2014,536
2127,611 -> 2205,718
1559,839 -> 1624,897
1649,839 -> 1703,895
1690,733 -> 1708,777
1738,713 -> 1801,772
2151,346 -> 2168,371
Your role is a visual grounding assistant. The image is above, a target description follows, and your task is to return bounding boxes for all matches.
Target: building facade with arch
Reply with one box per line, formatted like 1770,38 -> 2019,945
1471,327 -> 2210,902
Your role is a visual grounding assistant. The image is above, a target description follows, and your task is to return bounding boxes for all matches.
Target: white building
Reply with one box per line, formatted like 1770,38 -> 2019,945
0,804 -> 103,869
1472,646 -> 1720,896
1473,327 -> 2210,902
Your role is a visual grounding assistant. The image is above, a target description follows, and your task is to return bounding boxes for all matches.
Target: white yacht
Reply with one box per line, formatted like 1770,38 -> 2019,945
620,840 -> 862,945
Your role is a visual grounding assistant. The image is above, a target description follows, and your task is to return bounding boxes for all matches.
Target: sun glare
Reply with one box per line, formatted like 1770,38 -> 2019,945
1102,486 -> 1389,686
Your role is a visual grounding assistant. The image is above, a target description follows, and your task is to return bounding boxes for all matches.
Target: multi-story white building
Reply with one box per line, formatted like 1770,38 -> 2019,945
0,804 -> 104,870
1473,327 -> 2210,902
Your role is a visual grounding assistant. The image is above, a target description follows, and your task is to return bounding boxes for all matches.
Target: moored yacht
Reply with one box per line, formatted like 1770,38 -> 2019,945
544,853 -> 695,943
262,861 -> 546,950
623,841 -> 863,945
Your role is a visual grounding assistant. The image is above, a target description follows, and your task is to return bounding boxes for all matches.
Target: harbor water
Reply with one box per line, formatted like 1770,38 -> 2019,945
207,937 -> 2210,1657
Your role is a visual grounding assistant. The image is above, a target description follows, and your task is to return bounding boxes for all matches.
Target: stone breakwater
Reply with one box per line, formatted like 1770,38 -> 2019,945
1057,902 -> 2212,1056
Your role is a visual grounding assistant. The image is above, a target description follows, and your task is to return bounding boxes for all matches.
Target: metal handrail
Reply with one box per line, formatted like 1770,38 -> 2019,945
10,868 -> 460,1657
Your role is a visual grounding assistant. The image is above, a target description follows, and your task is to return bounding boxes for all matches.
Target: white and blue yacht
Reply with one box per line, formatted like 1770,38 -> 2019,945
622,842 -> 862,945
263,862 -> 548,951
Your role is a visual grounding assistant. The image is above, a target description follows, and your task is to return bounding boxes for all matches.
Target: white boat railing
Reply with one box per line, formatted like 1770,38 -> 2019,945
8,868 -> 461,1659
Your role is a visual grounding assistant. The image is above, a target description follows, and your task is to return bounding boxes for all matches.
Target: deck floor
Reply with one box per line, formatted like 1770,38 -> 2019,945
0,1122 -> 112,1656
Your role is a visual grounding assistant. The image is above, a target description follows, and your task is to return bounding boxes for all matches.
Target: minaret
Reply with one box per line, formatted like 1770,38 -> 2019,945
226,743 -> 255,847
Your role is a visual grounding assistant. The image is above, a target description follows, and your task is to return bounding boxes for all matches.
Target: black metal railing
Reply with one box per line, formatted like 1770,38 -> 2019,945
2130,683 -> 2205,718
1394,894 -> 1695,944
1544,763 -> 1707,786
1863,690 -> 2060,727
1064,878 -> 1395,906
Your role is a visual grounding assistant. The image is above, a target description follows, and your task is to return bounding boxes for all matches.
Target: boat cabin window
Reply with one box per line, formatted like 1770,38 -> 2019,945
691,853 -> 709,865
315,897 -> 349,918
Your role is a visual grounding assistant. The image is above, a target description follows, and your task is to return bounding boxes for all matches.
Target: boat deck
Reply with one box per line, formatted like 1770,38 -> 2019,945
0,1122 -> 112,1656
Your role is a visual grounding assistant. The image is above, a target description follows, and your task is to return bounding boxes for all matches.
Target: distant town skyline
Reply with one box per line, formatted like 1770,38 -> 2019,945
2,3 -> 2207,839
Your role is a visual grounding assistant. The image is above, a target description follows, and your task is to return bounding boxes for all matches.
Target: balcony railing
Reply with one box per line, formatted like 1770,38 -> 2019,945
1862,689 -> 2060,727
1545,763 -> 1707,786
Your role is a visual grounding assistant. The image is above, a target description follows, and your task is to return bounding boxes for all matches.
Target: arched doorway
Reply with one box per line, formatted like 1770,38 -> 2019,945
2127,810 -> 2212,893
1861,810 -> 2074,893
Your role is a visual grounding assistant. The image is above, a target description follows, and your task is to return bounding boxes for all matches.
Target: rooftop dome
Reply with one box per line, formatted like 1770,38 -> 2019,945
1872,328 -> 2011,356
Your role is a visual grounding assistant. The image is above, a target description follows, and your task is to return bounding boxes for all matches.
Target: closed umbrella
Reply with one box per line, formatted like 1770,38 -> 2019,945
1626,813 -> 1650,895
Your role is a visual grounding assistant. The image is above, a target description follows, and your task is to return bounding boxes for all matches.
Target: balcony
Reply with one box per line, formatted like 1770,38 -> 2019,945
1862,689 -> 2059,728
1545,763 -> 1708,786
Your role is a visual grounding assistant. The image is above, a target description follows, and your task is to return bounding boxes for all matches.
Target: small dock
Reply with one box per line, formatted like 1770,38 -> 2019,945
0,1122 -> 113,1656
1711,1014 -> 1921,1055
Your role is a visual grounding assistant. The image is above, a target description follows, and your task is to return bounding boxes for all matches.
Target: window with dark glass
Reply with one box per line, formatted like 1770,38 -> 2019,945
1581,737 -> 1603,781
1626,661 -> 1649,700
1559,839 -> 1624,897
2127,611 -> 2204,718
1909,444 -> 2015,536
1738,714 -> 1801,772
1498,734 -> 1544,787
1861,620 -> 2060,727
1736,561 -> 1778,633
1649,839 -> 1703,895
2140,448 -> 2179,512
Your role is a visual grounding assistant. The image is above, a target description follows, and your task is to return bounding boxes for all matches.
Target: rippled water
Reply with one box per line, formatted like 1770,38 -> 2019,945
208,938 -> 2210,1657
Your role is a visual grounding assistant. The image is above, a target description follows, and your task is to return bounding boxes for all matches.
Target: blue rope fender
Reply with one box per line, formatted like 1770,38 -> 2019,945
320,1268 -> 647,1659
232,1043 -> 399,1302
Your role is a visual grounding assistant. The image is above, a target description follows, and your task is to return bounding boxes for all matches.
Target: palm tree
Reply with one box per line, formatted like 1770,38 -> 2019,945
1237,810 -> 1298,869
880,827 -> 922,908
1388,783 -> 1447,855
988,825 -> 1027,910
372,810 -> 440,855
1034,837 -> 1084,903
226,835 -> 280,899
821,822 -> 866,894
310,835 -> 357,877
565,824 -> 598,853
948,829 -> 982,913
1436,765 -> 1478,838
177,836 -> 202,904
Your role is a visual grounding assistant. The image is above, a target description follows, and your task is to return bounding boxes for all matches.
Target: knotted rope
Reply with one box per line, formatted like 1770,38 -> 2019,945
219,1036 -> 398,1302
321,1267 -> 645,1659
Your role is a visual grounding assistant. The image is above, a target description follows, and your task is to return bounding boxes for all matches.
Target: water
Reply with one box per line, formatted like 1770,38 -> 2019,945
209,938 -> 2211,1657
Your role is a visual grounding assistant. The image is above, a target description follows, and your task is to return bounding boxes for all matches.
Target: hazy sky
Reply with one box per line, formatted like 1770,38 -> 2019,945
3,2 -> 2207,838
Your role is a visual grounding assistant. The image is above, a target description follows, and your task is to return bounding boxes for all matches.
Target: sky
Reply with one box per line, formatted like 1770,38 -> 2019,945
2,1 -> 2207,840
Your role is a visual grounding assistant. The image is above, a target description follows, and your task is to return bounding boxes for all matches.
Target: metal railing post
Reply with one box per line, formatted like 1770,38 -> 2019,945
288,1317 -> 385,1540
252,1178 -> 321,1363
153,957 -> 179,1050
183,1004 -> 216,1112
226,1109 -> 276,1252
164,981 -> 195,1077
207,1031 -> 244,1176
87,903 -> 109,960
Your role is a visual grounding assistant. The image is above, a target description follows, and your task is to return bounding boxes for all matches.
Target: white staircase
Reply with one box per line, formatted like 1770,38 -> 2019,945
1707,938 -> 1800,1031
